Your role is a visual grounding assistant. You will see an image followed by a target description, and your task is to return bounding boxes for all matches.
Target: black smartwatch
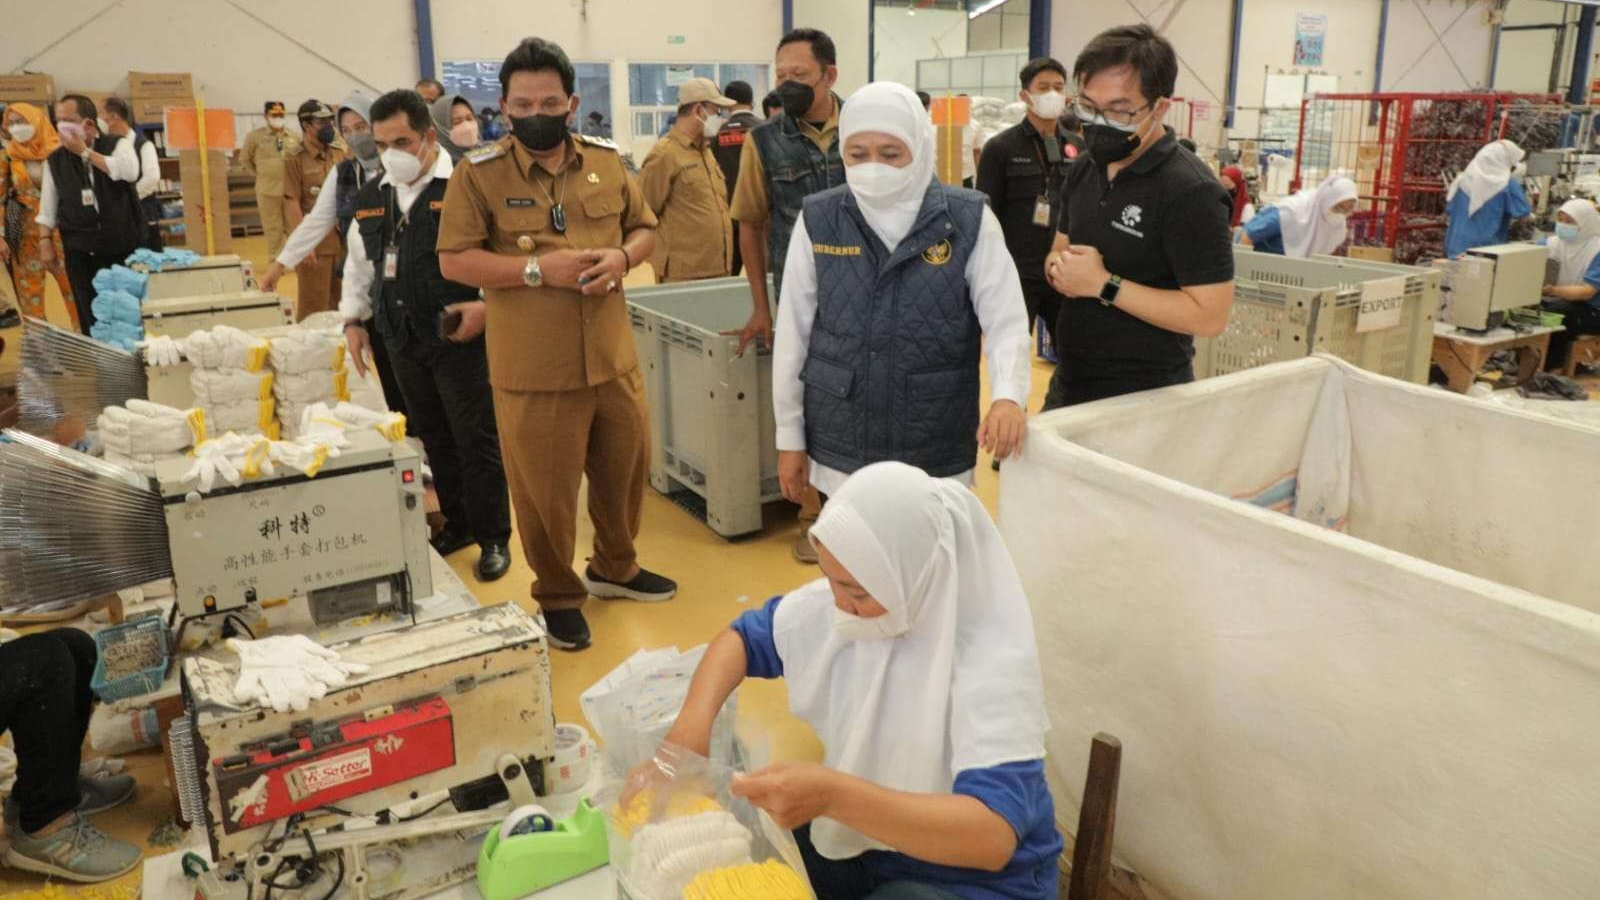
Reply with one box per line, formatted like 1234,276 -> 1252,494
1098,275 -> 1123,307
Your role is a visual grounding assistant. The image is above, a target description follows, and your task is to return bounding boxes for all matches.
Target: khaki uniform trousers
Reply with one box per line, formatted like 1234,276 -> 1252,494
257,192 -> 289,261
494,367 -> 649,611
294,252 -> 340,320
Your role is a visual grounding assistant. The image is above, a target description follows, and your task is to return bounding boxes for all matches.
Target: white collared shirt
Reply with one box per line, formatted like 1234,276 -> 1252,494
339,149 -> 455,322
34,135 -> 141,229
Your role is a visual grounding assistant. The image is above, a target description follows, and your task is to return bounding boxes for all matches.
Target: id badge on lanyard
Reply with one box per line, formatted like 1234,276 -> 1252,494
1033,196 -> 1051,228
383,244 -> 399,281
81,188 -> 96,207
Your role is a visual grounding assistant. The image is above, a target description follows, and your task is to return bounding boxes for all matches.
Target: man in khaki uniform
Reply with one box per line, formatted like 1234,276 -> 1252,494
438,37 -> 675,652
636,77 -> 735,282
240,101 -> 297,260
282,100 -> 347,318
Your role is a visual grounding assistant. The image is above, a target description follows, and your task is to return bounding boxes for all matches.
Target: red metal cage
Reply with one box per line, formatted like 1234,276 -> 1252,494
1292,92 -> 1563,263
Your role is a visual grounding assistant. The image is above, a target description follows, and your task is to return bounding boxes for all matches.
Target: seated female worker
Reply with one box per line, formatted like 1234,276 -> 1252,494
1238,174 -> 1357,258
1542,198 -> 1600,369
652,462 -> 1060,900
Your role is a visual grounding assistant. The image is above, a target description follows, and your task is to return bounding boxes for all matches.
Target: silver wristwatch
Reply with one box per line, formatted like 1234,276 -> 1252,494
522,256 -> 543,288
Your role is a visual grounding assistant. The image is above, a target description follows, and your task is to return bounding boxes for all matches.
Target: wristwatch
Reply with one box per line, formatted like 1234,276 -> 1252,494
1098,275 -> 1124,307
522,256 -> 543,288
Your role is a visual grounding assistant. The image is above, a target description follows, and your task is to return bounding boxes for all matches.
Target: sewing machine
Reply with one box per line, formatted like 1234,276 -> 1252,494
1431,242 -> 1549,331
139,254 -> 254,300
178,603 -> 558,897
154,428 -> 432,626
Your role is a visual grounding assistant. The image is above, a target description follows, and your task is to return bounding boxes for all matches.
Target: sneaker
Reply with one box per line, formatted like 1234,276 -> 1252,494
2,812 -> 142,883
582,566 -> 677,602
429,524 -> 475,557
475,542 -> 511,583
3,775 -> 138,825
538,609 -> 591,651
791,526 -> 819,565
0,309 -> 20,329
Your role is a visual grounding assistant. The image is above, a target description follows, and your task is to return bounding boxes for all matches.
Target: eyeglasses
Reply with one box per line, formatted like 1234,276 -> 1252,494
1073,98 -> 1155,127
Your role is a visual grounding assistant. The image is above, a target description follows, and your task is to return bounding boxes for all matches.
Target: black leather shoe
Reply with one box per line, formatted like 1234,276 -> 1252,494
430,524 -> 475,557
475,542 -> 511,582
541,609 -> 591,651
0,310 -> 20,329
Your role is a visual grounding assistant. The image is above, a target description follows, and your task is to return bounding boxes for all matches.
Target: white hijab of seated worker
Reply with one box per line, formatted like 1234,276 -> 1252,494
838,82 -> 937,250
1447,139 -> 1524,216
1548,197 -> 1600,286
1275,173 -> 1358,259
772,462 -> 1049,860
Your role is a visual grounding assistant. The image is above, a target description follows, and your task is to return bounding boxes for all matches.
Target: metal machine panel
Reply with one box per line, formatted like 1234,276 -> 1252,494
157,430 -> 431,617
184,603 -> 556,862
141,290 -> 293,340
1436,243 -> 1547,330
143,254 -> 250,300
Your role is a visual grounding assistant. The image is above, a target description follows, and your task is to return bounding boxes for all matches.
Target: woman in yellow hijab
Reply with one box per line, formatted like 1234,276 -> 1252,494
2,103 -> 78,326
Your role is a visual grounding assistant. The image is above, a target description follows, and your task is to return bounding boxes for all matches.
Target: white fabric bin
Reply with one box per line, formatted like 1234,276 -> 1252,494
998,355 -> 1600,900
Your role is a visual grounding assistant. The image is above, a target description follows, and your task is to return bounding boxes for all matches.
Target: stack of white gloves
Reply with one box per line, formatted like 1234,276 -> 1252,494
270,331 -> 349,438
97,399 -> 207,475
227,634 -> 371,713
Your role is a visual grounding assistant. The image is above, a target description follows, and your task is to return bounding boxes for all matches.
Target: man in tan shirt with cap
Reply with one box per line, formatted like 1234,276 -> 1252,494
240,101 -> 297,260
282,100 -> 347,318
636,77 -> 735,282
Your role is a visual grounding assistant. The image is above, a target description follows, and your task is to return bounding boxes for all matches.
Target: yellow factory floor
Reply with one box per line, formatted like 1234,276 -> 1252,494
0,233 -> 1052,897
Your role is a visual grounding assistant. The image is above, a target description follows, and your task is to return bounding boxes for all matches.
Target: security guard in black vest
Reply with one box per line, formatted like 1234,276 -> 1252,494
340,90 -> 512,583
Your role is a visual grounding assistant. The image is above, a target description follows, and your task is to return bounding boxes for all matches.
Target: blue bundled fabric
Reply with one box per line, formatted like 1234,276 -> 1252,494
126,247 -> 201,272
91,290 -> 143,327
92,264 -> 150,299
90,318 -> 144,351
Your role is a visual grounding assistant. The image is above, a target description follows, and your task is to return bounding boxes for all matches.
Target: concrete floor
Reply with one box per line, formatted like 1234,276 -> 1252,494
0,232 -> 1046,896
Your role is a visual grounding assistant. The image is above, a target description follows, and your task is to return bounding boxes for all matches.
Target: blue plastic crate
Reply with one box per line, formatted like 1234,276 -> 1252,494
90,613 -> 171,702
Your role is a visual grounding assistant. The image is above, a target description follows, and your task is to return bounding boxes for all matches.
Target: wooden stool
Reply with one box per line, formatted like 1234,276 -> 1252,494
1563,334 -> 1600,377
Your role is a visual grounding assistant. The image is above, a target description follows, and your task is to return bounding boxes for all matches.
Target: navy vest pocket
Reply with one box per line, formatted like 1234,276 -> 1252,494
800,355 -> 855,399
906,366 -> 971,399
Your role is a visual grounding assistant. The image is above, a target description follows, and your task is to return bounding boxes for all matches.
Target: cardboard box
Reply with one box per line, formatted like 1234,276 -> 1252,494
1348,246 -> 1396,263
179,149 -> 232,254
929,95 -> 971,127
0,73 -> 55,107
128,71 -> 193,98
133,95 -> 195,126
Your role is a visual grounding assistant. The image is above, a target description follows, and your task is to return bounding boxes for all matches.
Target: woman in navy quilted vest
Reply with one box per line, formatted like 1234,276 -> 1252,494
772,81 -> 1032,509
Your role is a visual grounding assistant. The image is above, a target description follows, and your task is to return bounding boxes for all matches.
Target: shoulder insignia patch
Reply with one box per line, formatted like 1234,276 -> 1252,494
922,239 -> 953,266
576,134 -> 619,151
429,199 -> 445,211
354,207 -> 385,220
465,142 -> 507,164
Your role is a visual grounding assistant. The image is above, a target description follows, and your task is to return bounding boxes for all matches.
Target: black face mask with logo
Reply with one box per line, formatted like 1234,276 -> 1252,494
1082,123 -> 1142,165
510,113 -> 569,152
775,80 -> 817,119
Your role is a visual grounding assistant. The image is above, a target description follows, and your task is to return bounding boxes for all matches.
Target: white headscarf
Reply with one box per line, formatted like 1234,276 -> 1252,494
838,82 -> 937,250
1447,139 -> 1524,217
1549,198 -> 1600,287
772,462 -> 1049,860
1273,174 -> 1358,259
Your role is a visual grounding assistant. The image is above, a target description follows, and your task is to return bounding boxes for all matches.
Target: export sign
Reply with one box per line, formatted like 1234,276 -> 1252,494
1357,275 -> 1407,333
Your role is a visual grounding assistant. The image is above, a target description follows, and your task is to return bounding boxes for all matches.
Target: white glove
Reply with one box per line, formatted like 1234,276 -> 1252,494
227,635 -> 370,713
137,335 -> 183,367
183,325 -> 269,371
274,368 -> 347,403
329,402 -> 407,441
268,437 -> 336,478
191,367 -> 273,405
204,397 -> 276,434
269,330 -> 345,375
98,400 -> 206,455
184,433 -> 273,493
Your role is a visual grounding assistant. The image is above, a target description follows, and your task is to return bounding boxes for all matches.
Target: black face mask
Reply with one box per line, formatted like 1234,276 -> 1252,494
1083,122 -> 1142,165
312,123 -> 335,146
510,113 -> 569,152
775,80 -> 816,119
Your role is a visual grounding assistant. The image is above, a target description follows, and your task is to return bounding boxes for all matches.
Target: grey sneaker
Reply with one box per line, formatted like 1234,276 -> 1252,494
2,812 -> 142,882
3,775 -> 137,825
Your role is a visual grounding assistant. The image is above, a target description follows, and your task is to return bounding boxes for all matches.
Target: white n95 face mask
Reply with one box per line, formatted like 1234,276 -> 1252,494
1029,91 -> 1067,120
7,124 -> 35,144
702,113 -> 725,138
266,116 -> 286,130
380,147 -> 424,184
832,606 -> 902,642
846,161 -> 915,200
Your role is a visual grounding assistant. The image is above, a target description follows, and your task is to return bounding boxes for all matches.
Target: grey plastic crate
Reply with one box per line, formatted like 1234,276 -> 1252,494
628,277 -> 779,538
1194,249 -> 1441,383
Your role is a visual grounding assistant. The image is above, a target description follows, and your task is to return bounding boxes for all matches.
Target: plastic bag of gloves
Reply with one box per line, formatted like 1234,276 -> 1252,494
598,743 -> 814,900
90,289 -> 142,327
581,645 -> 740,777
89,317 -> 143,351
92,264 -> 148,298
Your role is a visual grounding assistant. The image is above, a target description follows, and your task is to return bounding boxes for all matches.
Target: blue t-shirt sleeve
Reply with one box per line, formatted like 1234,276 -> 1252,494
953,759 -> 1048,841
1583,253 -> 1600,294
1507,180 -> 1532,218
1243,206 -> 1281,247
730,596 -> 785,679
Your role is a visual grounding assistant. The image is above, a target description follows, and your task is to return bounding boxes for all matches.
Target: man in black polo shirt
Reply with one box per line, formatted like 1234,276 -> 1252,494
712,80 -> 761,275
976,56 -> 1085,360
1044,24 -> 1234,408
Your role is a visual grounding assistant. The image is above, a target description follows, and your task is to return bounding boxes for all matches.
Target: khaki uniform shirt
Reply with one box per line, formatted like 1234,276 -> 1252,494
240,126 -> 298,197
637,129 -> 732,280
282,141 -> 348,258
437,135 -> 658,393
728,97 -> 841,224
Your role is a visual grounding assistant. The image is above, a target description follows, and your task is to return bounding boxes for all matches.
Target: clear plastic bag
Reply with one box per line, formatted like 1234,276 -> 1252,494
599,743 -> 814,900
581,646 -> 739,775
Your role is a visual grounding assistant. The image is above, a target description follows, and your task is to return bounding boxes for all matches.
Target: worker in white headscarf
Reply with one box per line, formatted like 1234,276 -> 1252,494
643,462 -> 1060,900
1238,174 -> 1358,258
1442,139 -> 1532,259
771,82 -> 1032,534
1543,198 -> 1600,369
